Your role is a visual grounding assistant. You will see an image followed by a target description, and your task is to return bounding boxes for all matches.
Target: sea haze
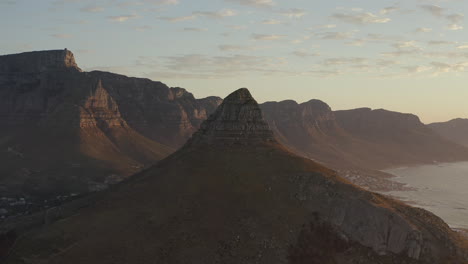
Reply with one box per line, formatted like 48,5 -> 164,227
385,162 -> 468,229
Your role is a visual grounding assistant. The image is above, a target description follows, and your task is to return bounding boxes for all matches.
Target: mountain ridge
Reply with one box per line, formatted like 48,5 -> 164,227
0,49 -> 221,198
429,118 -> 468,147
261,99 -> 468,170
5,88 -> 467,263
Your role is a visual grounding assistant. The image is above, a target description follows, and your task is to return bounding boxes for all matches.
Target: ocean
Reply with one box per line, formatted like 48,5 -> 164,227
385,162 -> 468,229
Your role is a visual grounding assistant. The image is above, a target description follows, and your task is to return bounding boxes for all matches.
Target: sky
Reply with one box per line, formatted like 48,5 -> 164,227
1,0 -> 468,123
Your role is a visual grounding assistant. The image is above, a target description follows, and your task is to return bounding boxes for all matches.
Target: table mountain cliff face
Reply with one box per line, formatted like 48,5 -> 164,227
6,88 -> 467,264
261,101 -> 468,171
0,49 -> 220,197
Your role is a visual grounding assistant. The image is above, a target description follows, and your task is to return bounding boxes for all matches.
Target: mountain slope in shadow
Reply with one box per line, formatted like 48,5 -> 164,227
6,88 -> 467,264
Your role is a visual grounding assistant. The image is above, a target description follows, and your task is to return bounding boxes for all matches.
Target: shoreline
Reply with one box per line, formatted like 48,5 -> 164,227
454,229 -> 468,239
382,160 -> 468,173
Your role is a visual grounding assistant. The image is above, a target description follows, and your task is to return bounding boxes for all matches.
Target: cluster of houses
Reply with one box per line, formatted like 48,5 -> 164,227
0,193 -> 80,220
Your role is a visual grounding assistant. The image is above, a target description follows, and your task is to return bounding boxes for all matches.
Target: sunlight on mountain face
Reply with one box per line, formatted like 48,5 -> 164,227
1,1 -> 468,263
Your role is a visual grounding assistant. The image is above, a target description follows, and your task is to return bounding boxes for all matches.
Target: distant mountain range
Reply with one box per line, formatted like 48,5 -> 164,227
429,118 -> 468,148
262,101 -> 468,170
5,88 -> 467,264
1,49 -> 468,198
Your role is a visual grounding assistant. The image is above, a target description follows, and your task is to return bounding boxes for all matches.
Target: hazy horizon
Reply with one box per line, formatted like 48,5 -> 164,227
2,0 -> 468,123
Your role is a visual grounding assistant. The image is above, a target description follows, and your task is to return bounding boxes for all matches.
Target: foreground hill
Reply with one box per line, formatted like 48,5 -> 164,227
429,118 -> 468,147
6,88 -> 467,264
0,49 -> 220,198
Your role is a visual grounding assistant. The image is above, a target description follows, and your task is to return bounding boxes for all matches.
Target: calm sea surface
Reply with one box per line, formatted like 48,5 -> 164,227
384,162 -> 468,229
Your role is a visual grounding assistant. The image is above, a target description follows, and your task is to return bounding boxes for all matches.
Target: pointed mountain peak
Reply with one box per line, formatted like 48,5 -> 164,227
186,88 -> 276,146
223,87 -> 255,103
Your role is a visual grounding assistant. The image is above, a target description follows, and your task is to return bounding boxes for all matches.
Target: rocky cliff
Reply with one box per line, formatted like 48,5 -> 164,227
0,49 -> 81,73
259,100 -> 468,191
187,88 -> 275,146
334,108 -> 468,168
5,88 -> 467,264
82,71 -> 222,148
261,100 -> 468,171
0,49 -> 220,198
429,118 -> 468,147
261,99 -> 351,167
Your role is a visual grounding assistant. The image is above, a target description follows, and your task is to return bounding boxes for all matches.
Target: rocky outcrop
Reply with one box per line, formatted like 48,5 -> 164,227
0,49 -> 220,198
79,80 -> 127,129
187,88 -> 275,146
6,88 -> 467,264
429,118 -> 468,147
83,72 -> 222,148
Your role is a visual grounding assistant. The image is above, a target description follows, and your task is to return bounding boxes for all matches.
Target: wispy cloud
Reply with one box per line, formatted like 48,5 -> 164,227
292,50 -> 319,57
218,44 -> 261,51
315,24 -> 337,29
317,31 -> 355,40
392,41 -> 419,49
193,9 -> 237,19
382,49 -> 421,57
420,5 -> 445,17
183,27 -> 208,32
226,25 -> 247,30
160,15 -> 197,22
447,13 -> 464,24
380,6 -> 399,15
431,61 -> 468,75
447,23 -> 463,31
457,44 -> 468,49
160,9 -> 237,22
124,0 -> 179,6
226,0 -> 275,8
262,19 -> 283,25
332,11 -> 390,24
420,5 -> 464,31
279,8 -> 306,18
154,0 -> 179,5
251,34 -> 285,40
322,57 -> 368,66
80,5 -> 103,13
403,65 -> 432,74
146,53 -> 290,79
428,40 -> 455,46
108,14 -> 138,22
415,27 -> 432,33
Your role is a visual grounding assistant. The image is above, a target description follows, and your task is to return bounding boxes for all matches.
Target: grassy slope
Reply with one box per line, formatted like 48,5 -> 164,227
6,143 -> 467,264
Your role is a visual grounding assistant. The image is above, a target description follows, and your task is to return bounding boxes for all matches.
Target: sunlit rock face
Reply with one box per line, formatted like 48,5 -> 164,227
0,49 -> 221,197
